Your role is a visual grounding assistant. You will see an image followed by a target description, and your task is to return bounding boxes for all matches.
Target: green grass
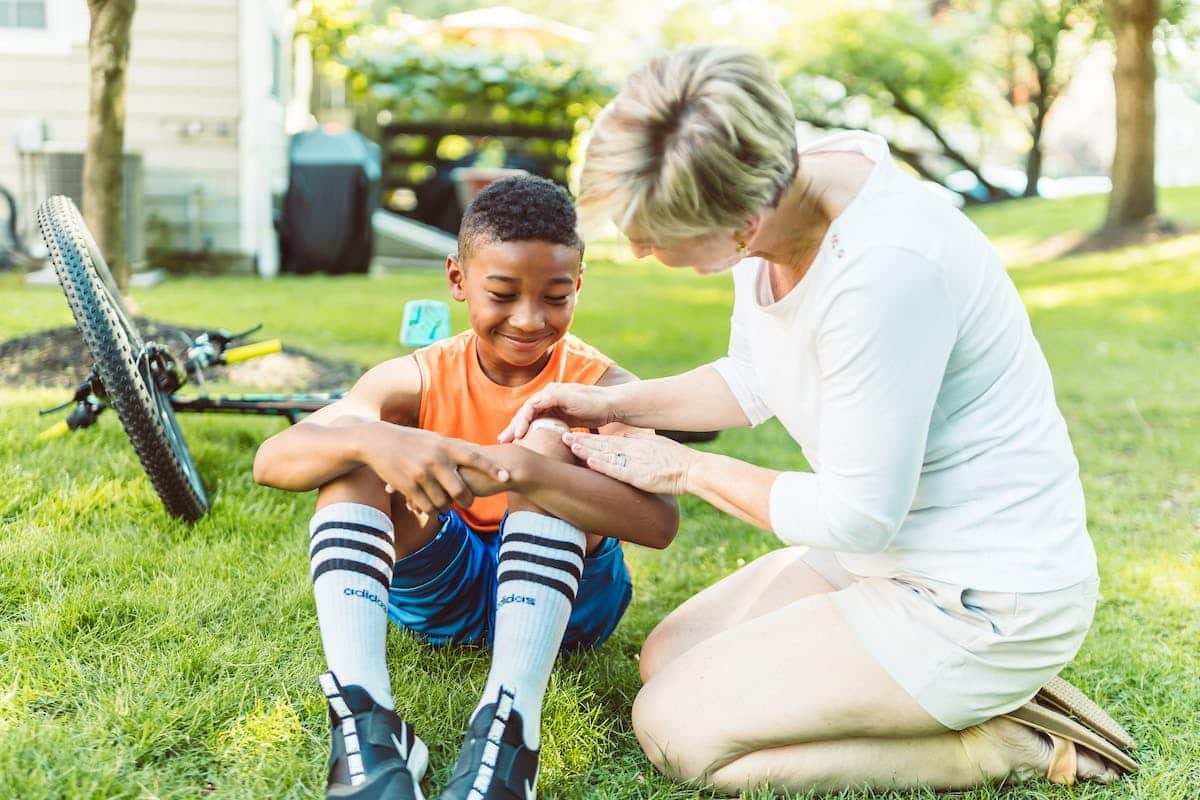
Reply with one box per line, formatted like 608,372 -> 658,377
2,189 -> 1199,798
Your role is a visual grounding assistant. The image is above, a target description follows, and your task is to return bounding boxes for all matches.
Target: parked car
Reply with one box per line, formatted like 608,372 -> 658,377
944,168 -> 1112,202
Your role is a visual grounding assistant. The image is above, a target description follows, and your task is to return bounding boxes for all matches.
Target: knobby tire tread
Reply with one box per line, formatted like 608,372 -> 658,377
37,196 -> 208,521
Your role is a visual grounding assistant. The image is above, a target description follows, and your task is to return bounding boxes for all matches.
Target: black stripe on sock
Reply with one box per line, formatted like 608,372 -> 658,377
311,520 -> 393,545
501,532 -> 585,561
312,558 -> 391,591
498,549 -> 582,583
497,569 -> 577,604
310,536 -> 394,566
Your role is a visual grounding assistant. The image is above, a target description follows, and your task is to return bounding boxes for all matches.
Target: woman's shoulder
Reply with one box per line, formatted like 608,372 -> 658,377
840,182 -> 992,275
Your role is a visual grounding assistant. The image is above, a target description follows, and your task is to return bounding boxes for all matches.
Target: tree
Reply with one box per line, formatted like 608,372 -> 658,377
83,0 -> 136,291
294,0 -> 365,67
977,0 -> 1100,197
776,9 -> 1009,202
1103,0 -> 1160,229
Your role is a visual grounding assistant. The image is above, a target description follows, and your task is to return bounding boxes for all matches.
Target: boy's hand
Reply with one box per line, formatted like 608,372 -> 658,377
361,425 -> 510,516
498,383 -> 618,442
458,465 -> 510,499
457,444 -> 534,498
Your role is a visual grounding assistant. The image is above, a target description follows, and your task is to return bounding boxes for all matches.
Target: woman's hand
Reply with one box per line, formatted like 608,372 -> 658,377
361,425 -> 511,516
498,382 -> 619,442
562,430 -> 699,495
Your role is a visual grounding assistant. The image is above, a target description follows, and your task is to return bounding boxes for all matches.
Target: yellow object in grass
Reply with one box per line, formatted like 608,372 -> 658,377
37,420 -> 71,441
223,339 -> 282,364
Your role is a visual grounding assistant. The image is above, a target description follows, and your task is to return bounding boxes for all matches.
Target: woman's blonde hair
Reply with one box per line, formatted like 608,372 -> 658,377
578,45 -> 798,241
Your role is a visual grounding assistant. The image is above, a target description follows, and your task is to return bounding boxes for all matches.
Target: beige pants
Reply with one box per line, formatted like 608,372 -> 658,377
803,548 -> 1100,730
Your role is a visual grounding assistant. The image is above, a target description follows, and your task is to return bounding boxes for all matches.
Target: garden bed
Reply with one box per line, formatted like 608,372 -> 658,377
0,319 -> 361,390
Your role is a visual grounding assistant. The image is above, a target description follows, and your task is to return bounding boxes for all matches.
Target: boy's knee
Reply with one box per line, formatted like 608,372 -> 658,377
508,419 -> 577,517
315,464 -> 390,512
515,419 -> 574,465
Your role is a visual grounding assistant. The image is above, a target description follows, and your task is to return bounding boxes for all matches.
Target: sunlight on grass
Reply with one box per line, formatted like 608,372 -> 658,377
1017,236 -> 1200,310
216,698 -> 304,770
967,185 -> 1200,267
0,680 -> 19,736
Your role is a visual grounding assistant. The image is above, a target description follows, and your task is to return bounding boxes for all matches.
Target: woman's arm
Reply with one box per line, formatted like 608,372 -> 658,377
609,364 -> 754,431
499,363 -> 752,442
559,430 -> 777,534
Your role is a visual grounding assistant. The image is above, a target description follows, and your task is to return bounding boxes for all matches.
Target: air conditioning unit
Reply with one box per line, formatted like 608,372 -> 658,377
36,144 -> 146,265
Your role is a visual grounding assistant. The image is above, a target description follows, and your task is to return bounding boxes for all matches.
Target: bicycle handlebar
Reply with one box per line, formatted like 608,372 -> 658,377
223,339 -> 282,364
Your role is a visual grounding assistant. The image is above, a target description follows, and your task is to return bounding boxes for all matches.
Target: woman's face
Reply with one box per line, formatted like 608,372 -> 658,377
625,228 -> 745,275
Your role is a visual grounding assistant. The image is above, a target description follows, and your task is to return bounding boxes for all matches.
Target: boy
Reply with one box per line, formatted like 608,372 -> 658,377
253,175 -> 678,800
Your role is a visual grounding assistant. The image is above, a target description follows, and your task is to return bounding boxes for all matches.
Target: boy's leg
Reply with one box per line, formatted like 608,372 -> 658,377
441,423 -> 587,800
313,465 -> 439,708
312,465 -> 440,800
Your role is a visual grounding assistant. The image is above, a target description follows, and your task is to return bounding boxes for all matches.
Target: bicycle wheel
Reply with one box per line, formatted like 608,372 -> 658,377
37,196 -> 208,521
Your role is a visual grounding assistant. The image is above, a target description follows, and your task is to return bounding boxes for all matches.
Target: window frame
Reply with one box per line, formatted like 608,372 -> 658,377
0,0 -> 87,56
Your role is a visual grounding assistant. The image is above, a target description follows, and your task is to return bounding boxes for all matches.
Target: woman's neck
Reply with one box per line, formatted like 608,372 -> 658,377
749,152 -> 875,298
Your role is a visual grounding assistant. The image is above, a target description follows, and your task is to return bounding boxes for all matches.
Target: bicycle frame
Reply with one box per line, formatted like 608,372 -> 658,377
170,392 -> 342,424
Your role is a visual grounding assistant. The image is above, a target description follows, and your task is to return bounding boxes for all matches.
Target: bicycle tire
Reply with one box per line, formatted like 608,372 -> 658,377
37,195 -> 209,521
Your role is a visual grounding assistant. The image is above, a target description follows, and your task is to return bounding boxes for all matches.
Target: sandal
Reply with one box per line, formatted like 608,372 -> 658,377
1002,676 -> 1138,784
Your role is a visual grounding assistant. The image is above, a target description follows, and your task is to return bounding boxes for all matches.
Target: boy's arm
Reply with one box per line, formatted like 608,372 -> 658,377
253,356 -> 510,514
485,364 -> 680,549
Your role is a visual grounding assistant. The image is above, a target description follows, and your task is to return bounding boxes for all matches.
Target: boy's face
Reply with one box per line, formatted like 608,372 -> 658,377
447,239 -> 583,375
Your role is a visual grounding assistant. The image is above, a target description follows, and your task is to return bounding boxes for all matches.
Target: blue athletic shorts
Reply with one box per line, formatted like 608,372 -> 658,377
387,510 -> 633,652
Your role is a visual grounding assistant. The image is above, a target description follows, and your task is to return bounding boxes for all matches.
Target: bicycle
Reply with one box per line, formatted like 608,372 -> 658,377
35,195 -> 341,521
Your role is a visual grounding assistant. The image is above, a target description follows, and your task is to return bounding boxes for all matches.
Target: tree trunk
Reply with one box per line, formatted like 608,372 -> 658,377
1104,0 -> 1159,229
1023,141 -> 1043,198
1022,60 -> 1054,199
83,0 -> 136,291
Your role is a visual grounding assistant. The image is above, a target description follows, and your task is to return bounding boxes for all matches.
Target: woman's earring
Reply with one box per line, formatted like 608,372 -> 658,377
735,240 -> 748,255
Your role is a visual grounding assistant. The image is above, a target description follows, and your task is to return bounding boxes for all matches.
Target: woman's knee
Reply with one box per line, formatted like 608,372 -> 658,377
632,679 -> 735,784
639,613 -> 690,683
639,548 -> 822,683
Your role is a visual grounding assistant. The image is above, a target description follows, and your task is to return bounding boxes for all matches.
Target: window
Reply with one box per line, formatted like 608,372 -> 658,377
0,1 -> 86,54
0,0 -> 47,29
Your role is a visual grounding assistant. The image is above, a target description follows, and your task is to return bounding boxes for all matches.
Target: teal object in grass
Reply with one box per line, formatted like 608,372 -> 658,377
400,300 -> 451,347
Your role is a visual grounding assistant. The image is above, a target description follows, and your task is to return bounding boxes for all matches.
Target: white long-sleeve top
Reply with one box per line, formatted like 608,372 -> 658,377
711,131 -> 1097,592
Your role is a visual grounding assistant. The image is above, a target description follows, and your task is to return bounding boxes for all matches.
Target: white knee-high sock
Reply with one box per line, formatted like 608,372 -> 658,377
475,510 -> 586,749
310,502 -> 396,709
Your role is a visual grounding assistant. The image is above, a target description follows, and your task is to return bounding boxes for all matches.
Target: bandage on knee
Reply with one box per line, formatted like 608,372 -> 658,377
528,417 -> 570,435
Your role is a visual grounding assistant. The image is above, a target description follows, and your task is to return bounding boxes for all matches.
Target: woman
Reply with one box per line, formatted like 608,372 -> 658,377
499,46 -> 1138,794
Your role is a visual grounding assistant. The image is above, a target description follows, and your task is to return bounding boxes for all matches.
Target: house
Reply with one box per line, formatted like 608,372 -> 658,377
0,0 -> 292,276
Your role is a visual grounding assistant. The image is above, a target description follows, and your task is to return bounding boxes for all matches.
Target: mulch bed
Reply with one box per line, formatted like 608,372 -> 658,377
0,319 -> 362,391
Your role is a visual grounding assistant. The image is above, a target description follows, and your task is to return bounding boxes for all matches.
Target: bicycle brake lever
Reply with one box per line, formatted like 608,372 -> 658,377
38,378 -> 95,415
224,323 -> 264,343
38,398 -> 74,416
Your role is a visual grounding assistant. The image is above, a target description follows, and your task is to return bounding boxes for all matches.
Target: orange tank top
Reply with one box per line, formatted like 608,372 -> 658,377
412,330 -> 614,531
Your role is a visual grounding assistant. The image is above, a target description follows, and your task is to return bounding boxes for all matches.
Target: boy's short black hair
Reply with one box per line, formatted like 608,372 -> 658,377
458,174 -> 584,263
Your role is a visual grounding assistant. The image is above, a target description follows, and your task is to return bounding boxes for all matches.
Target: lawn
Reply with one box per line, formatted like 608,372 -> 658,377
1,187 -> 1198,799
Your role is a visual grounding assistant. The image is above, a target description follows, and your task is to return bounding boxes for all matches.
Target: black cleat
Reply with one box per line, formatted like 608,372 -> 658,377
439,688 -> 539,800
321,671 -> 430,800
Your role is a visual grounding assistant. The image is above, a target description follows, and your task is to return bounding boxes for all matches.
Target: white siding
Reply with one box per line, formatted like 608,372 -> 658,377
0,0 -> 244,256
